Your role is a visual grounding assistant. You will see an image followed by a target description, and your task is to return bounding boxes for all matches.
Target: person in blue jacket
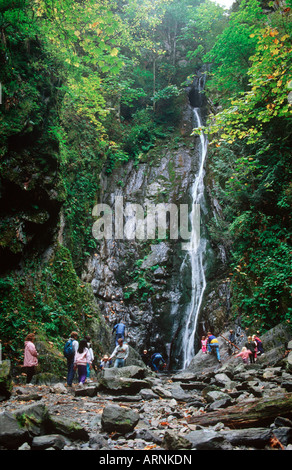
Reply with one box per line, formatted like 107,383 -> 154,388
151,352 -> 166,372
112,320 -> 126,345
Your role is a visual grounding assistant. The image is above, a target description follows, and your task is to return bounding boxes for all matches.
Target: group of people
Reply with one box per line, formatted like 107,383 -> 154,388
64,332 -> 95,386
235,334 -> 264,364
201,330 -> 264,365
22,320 -> 131,386
23,322 -> 265,386
65,330 -> 130,385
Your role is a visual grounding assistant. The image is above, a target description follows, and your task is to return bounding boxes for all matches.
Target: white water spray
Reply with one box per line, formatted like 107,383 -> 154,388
182,107 -> 208,369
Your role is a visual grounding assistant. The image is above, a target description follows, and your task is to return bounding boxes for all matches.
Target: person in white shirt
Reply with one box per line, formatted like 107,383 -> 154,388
109,338 -> 129,368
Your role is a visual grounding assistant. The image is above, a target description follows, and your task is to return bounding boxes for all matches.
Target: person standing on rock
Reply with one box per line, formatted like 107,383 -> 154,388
23,333 -> 39,385
141,349 -> 151,366
253,333 -> 264,356
235,346 -> 252,364
201,336 -> 208,354
245,336 -> 257,363
207,332 -> 221,363
74,339 -> 92,385
109,337 -> 129,368
64,331 -> 79,387
85,335 -> 94,382
227,330 -> 236,356
112,319 -> 126,345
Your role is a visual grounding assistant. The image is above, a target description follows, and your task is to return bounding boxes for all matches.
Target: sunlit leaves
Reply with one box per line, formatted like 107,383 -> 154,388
205,23 -> 292,145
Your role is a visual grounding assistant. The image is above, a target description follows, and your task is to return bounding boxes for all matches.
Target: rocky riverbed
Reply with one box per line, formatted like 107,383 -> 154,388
1,325 -> 292,452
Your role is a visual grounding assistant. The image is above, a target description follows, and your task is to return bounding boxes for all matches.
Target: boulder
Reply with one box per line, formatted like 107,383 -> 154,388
221,428 -> 272,448
209,396 -> 233,410
139,388 -> 159,400
205,390 -> 231,404
214,372 -> 234,389
102,365 -> 148,380
0,411 -> 29,449
89,434 -> 108,450
46,415 -> 89,441
98,376 -> 150,395
74,384 -> 99,397
13,403 -> 49,437
0,360 -> 13,401
185,429 -> 232,450
31,434 -> 68,450
163,430 -> 192,450
101,404 -> 139,434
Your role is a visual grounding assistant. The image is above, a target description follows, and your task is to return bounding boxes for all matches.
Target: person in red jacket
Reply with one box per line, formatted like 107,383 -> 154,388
23,333 -> 38,385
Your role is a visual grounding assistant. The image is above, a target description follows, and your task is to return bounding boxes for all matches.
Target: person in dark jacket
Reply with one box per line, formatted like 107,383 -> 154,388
245,336 -> 257,363
151,353 -> 166,372
141,349 -> 151,367
112,320 -> 126,345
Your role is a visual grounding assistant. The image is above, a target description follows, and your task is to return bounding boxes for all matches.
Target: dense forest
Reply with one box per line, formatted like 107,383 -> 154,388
0,0 -> 291,375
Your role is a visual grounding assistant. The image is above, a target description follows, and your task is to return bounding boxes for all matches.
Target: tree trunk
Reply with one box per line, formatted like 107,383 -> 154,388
187,393 -> 292,429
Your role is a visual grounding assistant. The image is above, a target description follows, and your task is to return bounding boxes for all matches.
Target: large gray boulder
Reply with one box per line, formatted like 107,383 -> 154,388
0,360 -> 13,401
101,404 -> 139,434
0,411 -> 29,449
98,376 -> 151,395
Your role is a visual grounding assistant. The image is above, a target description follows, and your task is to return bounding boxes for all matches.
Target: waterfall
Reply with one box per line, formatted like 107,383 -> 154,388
181,105 -> 208,369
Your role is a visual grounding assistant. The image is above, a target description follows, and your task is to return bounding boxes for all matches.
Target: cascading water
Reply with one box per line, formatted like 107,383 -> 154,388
181,106 -> 208,368
168,73 -> 209,370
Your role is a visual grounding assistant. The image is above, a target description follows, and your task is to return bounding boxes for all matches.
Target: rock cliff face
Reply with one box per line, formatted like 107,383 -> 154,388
82,87 -> 230,369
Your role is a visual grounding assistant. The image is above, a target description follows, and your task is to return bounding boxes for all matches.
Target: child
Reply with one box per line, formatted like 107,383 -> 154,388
201,336 -> 208,354
235,346 -> 251,364
74,339 -> 92,385
100,355 -> 111,370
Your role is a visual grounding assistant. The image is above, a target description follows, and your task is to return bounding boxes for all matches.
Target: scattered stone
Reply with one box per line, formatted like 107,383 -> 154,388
50,383 -> 68,394
31,434 -> 68,450
163,430 -> 192,450
89,434 -> 108,450
74,384 -> 99,397
185,429 -> 232,450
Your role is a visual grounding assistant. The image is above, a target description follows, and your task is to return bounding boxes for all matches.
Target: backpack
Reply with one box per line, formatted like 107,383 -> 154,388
64,338 -> 74,358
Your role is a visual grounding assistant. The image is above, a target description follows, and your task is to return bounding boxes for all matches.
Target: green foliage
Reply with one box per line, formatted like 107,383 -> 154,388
124,256 -> 155,302
0,245 -> 101,364
204,0 -> 292,331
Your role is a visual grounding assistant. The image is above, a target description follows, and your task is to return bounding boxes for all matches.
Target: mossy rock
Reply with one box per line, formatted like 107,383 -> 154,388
46,415 -> 89,441
0,360 -> 13,401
